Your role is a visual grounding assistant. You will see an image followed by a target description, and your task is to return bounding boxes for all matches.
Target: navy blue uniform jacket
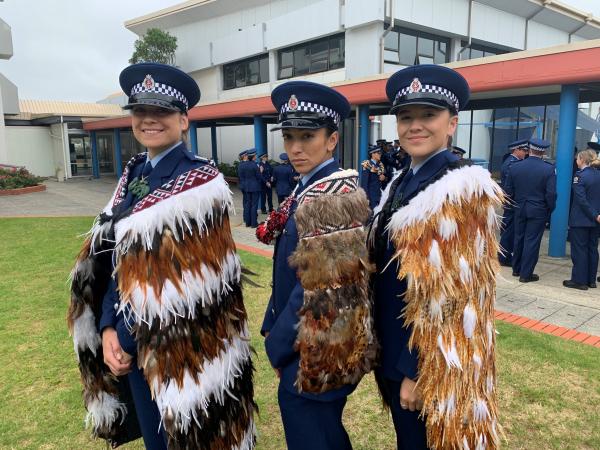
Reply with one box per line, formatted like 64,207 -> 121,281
569,166 -> 600,227
99,143 -> 210,354
272,163 -> 295,197
505,156 -> 557,219
500,154 -> 520,191
238,160 -> 263,193
360,161 -> 384,209
261,160 -> 356,402
260,161 -> 274,186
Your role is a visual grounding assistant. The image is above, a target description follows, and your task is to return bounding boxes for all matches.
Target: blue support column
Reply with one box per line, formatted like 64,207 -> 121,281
253,116 -> 267,156
189,121 -> 198,155
90,131 -> 100,179
549,84 -> 579,257
211,125 -> 218,164
113,128 -> 123,177
358,105 -> 370,173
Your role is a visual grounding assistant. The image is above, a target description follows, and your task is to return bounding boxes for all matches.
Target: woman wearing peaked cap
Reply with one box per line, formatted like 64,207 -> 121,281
67,63 -> 256,449
369,64 -> 503,449
257,80 -> 377,450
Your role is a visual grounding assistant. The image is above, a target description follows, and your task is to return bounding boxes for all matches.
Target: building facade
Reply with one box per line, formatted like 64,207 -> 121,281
116,0 -> 600,169
0,15 -> 19,166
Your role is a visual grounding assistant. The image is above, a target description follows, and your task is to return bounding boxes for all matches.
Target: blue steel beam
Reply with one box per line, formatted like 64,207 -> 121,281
358,106 -> 370,174
211,125 -> 218,164
90,131 -> 100,179
113,129 -> 123,177
189,121 -> 198,155
549,84 -> 579,257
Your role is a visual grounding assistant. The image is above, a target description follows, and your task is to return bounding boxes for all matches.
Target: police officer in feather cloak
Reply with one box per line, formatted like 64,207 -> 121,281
67,63 -> 256,449
369,65 -> 503,449
256,81 -> 377,450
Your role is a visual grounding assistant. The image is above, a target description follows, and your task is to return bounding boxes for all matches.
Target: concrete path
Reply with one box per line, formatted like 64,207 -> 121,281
2,177 -> 598,338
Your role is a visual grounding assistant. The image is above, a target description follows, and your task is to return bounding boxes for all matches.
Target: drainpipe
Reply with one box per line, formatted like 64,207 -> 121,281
379,0 -> 395,74
457,0 -> 473,60
524,1 -> 549,50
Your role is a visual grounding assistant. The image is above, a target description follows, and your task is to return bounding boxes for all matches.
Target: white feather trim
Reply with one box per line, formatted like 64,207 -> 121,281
429,295 -> 446,322
463,436 -> 471,450
473,352 -> 482,382
369,170 -> 404,246
459,256 -> 471,284
487,375 -> 494,394
114,174 -> 232,254
386,165 -> 502,235
473,399 -> 490,422
478,288 -> 486,309
120,251 -> 241,326
475,229 -> 485,266
428,239 -> 442,271
85,391 -> 126,431
437,333 -> 462,370
72,304 -> 101,358
234,421 -> 257,450
152,329 -> 252,434
476,435 -> 486,450
463,303 -> 477,339
438,216 -> 458,241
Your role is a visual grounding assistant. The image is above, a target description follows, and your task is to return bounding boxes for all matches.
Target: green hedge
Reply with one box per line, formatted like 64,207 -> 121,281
0,165 -> 45,190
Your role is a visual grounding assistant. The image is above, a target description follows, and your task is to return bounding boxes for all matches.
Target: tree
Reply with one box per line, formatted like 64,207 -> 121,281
129,28 -> 178,65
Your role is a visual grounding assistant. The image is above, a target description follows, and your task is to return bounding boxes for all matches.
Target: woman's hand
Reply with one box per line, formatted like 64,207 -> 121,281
400,376 -> 423,411
102,327 -> 132,376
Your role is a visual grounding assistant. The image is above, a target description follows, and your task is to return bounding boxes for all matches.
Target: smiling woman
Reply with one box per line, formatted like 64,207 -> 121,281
130,105 -> 189,157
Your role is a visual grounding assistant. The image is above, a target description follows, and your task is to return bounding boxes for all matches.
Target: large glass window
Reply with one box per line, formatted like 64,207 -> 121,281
278,33 -> 345,79
384,27 -> 449,66
68,135 -> 92,177
223,54 -> 269,90
459,42 -> 508,61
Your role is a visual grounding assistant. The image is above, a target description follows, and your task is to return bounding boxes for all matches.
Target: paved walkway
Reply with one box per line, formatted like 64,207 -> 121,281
2,177 -> 599,340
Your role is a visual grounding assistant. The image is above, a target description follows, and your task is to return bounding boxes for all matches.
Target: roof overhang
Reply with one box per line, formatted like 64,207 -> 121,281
83,39 -> 600,131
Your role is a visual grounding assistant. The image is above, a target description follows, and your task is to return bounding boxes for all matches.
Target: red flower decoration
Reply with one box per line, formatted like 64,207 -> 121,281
256,195 -> 295,245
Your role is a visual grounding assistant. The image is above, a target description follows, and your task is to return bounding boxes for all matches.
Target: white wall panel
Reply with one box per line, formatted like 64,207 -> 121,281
5,126 -> 56,177
265,0 -> 341,50
212,26 -> 265,66
345,22 -> 382,79
526,20 -> 568,50
471,2 -> 525,50
394,0 -> 469,36
345,0 -> 384,29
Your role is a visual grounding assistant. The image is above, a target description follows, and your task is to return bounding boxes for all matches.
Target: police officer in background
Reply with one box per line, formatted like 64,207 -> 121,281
498,139 -> 529,267
505,138 -> 557,283
272,152 -> 296,205
259,152 -> 275,213
238,148 -> 263,227
563,149 -> 600,290
237,150 -> 248,223
360,144 -> 386,209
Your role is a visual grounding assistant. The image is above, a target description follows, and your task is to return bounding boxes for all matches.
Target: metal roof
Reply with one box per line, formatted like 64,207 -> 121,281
10,99 -> 126,120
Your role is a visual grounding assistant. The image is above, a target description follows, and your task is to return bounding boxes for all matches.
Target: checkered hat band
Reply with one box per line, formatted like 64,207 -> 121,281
280,101 -> 341,125
395,84 -> 459,110
131,82 -> 188,108
509,143 -> 526,150
529,144 -> 548,151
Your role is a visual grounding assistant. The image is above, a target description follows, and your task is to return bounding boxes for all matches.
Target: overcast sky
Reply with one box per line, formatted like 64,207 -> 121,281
2,0 -> 600,103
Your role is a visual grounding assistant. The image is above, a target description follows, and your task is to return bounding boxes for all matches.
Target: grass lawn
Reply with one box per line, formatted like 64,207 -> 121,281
0,217 -> 599,449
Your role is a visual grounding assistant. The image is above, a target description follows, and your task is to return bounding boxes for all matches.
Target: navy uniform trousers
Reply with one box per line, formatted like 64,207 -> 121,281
569,227 -> 600,285
498,206 -> 515,264
512,212 -> 546,278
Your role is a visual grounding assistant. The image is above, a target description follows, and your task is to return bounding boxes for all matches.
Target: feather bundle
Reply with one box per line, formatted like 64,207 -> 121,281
383,165 -> 504,449
289,170 -> 378,393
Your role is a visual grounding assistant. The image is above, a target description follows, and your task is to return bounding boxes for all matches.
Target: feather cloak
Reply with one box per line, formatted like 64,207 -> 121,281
288,169 -> 378,393
378,164 -> 504,449
67,158 -> 256,449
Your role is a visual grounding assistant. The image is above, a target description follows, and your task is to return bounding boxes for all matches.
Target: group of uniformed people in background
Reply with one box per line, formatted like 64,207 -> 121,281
497,138 -> 600,290
238,148 -> 299,227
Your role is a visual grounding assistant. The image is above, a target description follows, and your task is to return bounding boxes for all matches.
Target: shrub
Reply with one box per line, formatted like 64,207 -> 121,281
0,165 -> 45,190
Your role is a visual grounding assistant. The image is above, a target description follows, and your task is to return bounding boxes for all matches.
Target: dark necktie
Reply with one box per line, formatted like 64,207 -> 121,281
141,161 -> 153,179
392,168 -> 414,205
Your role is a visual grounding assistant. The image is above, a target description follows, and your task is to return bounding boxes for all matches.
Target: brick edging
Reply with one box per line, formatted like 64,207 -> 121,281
0,184 -> 46,196
494,310 -> 600,348
233,241 -> 600,349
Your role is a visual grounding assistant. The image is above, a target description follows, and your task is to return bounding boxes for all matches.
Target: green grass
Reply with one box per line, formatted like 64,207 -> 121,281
0,217 -> 599,449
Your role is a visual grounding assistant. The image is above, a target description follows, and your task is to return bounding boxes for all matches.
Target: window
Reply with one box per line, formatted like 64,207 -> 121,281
384,27 -> 450,66
278,33 -> 345,79
223,54 -> 269,90
459,42 -> 508,60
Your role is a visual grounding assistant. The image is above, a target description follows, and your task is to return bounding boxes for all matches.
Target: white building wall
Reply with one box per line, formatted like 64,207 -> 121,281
345,22 -> 382,79
471,3 -> 525,50
394,0 -> 469,37
526,20 -> 570,50
0,83 -> 6,165
5,126 -> 56,177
